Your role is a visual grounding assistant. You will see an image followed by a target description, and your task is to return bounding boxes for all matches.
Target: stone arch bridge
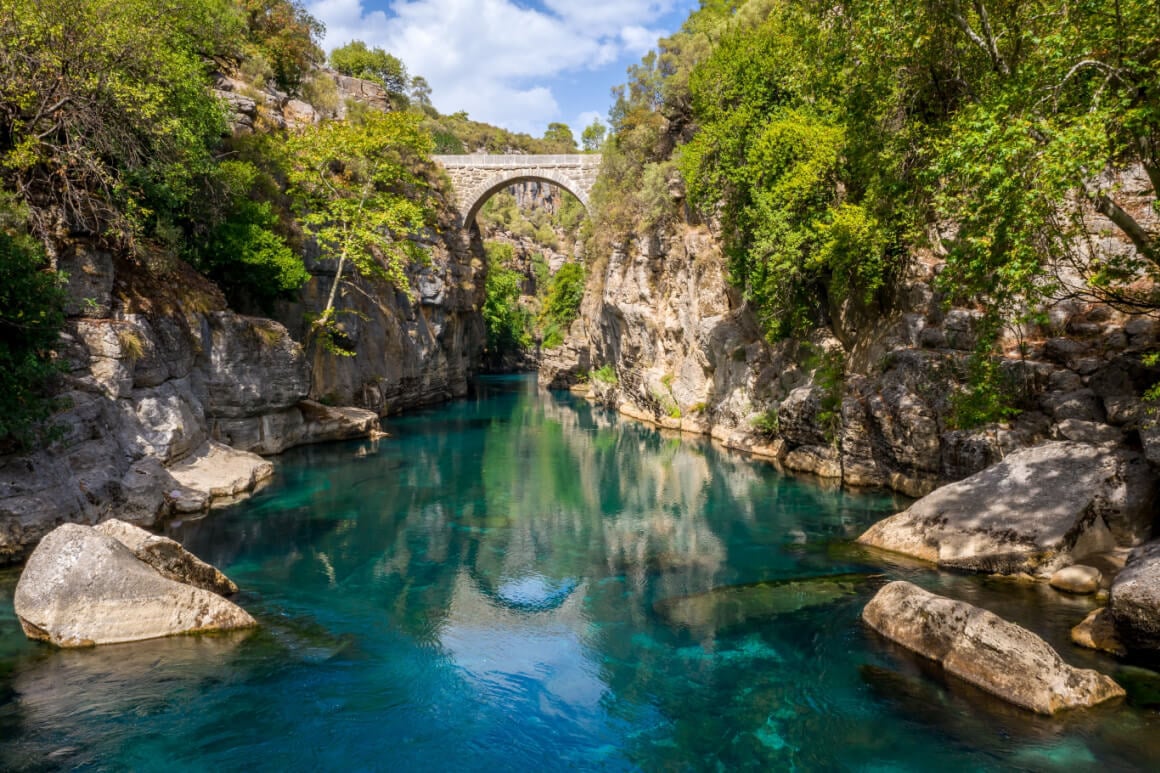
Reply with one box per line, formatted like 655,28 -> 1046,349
433,154 -> 601,228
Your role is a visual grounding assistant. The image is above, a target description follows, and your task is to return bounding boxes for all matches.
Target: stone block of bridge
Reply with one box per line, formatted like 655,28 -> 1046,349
433,154 -> 602,226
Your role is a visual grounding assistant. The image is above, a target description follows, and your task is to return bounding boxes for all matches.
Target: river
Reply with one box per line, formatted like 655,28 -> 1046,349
1,376 -> 1158,770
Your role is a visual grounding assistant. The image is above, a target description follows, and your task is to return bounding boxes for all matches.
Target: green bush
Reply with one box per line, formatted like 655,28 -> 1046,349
750,408 -> 780,437
591,364 -> 618,384
189,160 -> 308,311
0,229 -> 65,445
540,262 -> 584,348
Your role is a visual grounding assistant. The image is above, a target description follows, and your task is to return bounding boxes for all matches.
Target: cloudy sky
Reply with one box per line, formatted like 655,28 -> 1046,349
305,0 -> 698,137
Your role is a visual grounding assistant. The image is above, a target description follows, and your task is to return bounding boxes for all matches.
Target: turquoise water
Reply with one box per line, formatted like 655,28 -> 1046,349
2,375 -> 1160,771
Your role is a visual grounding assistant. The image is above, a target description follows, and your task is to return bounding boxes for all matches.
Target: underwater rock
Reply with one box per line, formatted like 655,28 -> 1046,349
654,572 -> 877,630
14,523 -> 255,647
94,518 -> 238,596
863,581 -> 1124,714
857,442 -> 1155,575
1109,540 -> 1160,651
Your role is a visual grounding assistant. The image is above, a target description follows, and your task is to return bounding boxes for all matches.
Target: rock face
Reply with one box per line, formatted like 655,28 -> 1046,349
14,524 -> 255,647
856,442 -> 1155,575
1109,540 -> 1160,651
863,581 -> 1124,714
1071,608 -> 1126,656
546,218 -> 1160,499
280,221 -> 485,415
0,173 -> 483,564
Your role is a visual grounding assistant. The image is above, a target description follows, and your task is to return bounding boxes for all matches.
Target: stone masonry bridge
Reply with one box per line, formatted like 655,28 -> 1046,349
433,154 -> 601,228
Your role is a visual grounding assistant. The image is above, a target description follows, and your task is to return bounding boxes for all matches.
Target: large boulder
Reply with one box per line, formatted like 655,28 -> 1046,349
94,518 -> 237,596
1109,540 -> 1160,651
863,581 -> 1124,714
857,442 -> 1156,575
14,524 -> 255,647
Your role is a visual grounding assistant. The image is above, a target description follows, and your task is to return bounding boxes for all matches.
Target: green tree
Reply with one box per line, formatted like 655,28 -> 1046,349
286,111 -> 436,354
0,223 -> 65,445
410,76 -> 433,108
0,0 -> 234,246
543,122 -> 576,152
581,120 -> 607,152
482,241 -> 532,354
329,40 -> 410,98
540,262 -> 585,348
240,0 -> 325,93
189,159 -> 308,311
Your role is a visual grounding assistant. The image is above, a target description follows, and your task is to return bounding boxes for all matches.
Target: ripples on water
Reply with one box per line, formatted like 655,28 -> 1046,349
2,376 -> 1159,771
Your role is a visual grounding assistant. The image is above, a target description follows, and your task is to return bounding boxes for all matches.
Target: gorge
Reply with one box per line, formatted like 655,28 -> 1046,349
2,0 -> 1160,769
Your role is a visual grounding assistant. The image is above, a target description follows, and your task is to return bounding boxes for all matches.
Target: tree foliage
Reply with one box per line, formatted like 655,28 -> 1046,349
239,0 -> 324,92
0,0 -> 234,247
542,123 -> 576,153
286,111 -> 436,355
188,158 -> 308,311
329,40 -> 410,101
0,220 -> 65,445
540,262 -> 585,348
598,0 -> 1158,420
581,120 -> 607,152
482,241 -> 532,354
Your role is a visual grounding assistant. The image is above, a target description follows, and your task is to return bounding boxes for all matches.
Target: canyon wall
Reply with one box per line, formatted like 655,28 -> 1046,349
543,176 -> 1160,500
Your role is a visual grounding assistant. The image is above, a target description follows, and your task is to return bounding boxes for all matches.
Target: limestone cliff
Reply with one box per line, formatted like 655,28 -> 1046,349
543,219 -> 1160,501
0,214 -> 483,565
0,62 -> 486,564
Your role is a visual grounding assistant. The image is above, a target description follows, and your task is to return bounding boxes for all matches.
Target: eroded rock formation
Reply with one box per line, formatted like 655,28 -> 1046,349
863,581 -> 1124,714
856,442 -> 1156,575
14,523 -> 254,647
544,222 -> 1160,505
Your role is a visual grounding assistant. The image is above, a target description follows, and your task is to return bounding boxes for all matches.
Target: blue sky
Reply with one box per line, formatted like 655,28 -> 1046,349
305,0 -> 699,137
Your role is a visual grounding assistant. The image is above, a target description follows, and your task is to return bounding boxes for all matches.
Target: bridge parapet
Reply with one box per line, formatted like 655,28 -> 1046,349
433,154 -> 602,226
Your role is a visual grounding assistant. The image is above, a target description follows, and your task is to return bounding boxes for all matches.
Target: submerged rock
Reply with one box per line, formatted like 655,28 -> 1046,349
863,581 -> 1124,714
857,442 -> 1155,575
94,518 -> 237,596
14,523 -> 255,647
654,572 -> 876,630
1109,540 -> 1160,651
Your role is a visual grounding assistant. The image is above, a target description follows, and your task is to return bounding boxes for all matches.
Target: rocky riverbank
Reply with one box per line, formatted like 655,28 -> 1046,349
0,218 -> 483,567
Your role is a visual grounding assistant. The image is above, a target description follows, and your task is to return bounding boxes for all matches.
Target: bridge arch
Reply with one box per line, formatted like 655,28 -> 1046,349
433,155 -> 601,228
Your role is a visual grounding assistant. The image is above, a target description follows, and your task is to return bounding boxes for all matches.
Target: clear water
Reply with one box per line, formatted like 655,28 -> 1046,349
2,376 -> 1159,771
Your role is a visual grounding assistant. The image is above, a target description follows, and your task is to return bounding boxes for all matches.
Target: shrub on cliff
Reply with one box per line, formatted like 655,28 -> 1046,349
187,159 -> 308,312
0,0 -> 234,247
286,111 -> 436,355
329,40 -> 409,106
0,224 -> 65,446
482,241 -> 532,355
541,262 -> 585,349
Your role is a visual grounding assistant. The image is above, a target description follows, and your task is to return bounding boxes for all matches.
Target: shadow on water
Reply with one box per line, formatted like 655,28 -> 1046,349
1,375 -> 1159,770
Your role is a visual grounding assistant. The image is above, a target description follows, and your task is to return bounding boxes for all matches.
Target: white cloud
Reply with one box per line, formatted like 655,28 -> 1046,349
619,25 -> 666,57
306,0 -> 681,132
575,110 -> 605,132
